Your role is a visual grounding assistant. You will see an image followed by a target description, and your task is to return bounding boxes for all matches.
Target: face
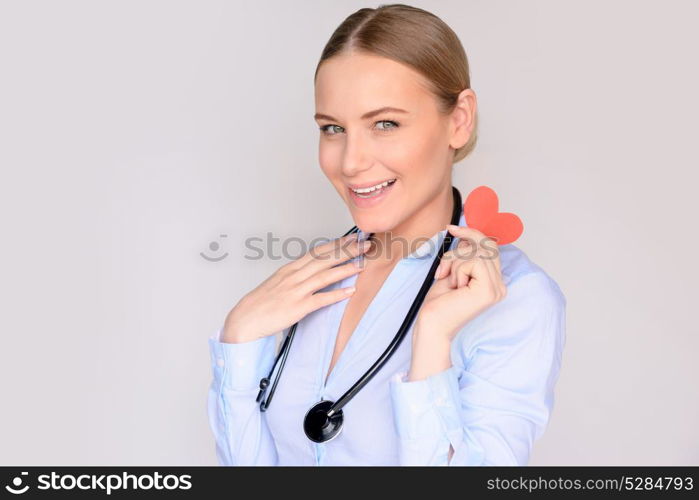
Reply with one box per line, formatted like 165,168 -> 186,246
314,51 -> 473,235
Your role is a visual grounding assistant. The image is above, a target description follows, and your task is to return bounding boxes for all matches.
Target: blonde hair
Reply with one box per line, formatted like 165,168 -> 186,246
314,3 -> 478,164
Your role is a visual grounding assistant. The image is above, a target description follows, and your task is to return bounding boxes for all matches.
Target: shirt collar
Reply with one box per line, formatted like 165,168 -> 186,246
356,210 -> 467,261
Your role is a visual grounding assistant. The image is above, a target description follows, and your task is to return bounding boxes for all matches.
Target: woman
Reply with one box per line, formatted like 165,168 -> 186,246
207,4 -> 566,466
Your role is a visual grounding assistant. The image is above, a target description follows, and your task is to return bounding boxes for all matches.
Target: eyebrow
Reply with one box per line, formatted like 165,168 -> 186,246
314,106 -> 409,122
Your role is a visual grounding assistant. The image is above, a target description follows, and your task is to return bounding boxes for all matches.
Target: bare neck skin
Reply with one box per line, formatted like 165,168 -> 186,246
364,185 -> 454,268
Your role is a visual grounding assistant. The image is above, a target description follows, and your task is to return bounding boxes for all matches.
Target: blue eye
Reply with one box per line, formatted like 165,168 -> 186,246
319,120 -> 400,136
375,120 -> 399,131
319,124 -> 344,135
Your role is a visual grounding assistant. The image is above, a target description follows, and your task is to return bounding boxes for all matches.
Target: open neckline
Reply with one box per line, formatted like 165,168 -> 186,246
320,258 -> 412,390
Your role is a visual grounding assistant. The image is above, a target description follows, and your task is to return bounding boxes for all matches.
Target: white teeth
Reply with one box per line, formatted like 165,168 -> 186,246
351,179 -> 396,193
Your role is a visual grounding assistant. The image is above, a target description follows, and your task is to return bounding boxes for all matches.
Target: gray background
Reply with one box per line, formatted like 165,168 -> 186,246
0,0 -> 697,465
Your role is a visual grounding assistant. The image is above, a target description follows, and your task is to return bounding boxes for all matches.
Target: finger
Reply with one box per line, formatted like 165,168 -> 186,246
454,254 -> 480,288
476,240 -> 506,297
448,240 -> 478,287
424,270 -> 453,302
295,237 -> 372,282
480,250 -> 499,295
289,233 -> 358,271
462,251 -> 490,290
307,284 -> 357,312
446,225 -> 493,251
456,261 -> 474,288
435,256 -> 453,280
450,254 -> 477,288
311,233 -> 365,263
297,256 -> 366,296
436,236 -> 477,280
449,263 -> 458,288
450,228 -> 502,288
479,236 -> 502,275
453,234 -> 477,256
435,247 -> 458,279
444,252 -> 460,288
470,246 -> 507,302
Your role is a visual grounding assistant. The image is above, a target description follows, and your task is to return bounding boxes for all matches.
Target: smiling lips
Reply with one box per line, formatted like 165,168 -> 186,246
350,179 -> 397,196
348,178 -> 397,192
348,179 -> 397,207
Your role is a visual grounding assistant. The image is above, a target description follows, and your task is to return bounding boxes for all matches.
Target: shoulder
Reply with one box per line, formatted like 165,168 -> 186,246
498,243 -> 566,310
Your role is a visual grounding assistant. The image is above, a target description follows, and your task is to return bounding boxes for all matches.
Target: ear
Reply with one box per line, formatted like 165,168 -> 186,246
449,88 -> 477,150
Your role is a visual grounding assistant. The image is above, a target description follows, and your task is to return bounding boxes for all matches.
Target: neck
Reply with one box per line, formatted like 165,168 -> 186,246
368,184 -> 454,265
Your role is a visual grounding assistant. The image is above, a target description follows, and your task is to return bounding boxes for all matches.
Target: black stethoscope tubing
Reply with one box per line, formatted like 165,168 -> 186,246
256,186 -> 463,443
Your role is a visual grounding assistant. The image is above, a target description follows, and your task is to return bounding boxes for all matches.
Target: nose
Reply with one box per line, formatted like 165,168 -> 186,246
340,128 -> 373,178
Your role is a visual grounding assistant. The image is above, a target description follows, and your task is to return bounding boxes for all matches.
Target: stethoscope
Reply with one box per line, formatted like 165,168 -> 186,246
256,186 -> 463,443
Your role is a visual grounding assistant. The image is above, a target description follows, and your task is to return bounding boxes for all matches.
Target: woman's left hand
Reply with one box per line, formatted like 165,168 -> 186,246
416,224 -> 508,342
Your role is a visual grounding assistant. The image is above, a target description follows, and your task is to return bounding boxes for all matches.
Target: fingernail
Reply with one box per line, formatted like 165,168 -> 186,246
345,286 -> 356,294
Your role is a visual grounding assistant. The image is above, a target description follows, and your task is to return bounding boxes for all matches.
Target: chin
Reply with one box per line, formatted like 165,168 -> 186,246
352,216 -> 395,235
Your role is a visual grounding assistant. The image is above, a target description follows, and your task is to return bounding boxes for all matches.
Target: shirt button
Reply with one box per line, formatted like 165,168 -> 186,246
216,358 -> 224,368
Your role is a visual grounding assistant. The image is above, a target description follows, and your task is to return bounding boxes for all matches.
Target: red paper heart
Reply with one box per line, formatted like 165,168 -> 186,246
463,186 -> 523,245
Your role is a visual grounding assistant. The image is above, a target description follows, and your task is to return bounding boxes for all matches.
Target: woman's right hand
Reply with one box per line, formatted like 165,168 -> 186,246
221,233 -> 372,343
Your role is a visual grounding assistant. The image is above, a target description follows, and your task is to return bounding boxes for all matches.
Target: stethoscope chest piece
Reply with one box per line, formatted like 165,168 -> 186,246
303,400 -> 344,443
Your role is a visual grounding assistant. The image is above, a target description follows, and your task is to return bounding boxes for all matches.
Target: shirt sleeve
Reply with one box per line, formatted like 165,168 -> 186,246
388,271 -> 567,466
207,325 -> 280,465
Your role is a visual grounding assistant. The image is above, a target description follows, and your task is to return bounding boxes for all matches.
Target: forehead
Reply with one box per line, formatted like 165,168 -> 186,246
314,52 -> 433,116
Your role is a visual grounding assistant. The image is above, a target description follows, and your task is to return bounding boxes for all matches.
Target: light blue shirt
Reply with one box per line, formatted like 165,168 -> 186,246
206,210 -> 567,466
